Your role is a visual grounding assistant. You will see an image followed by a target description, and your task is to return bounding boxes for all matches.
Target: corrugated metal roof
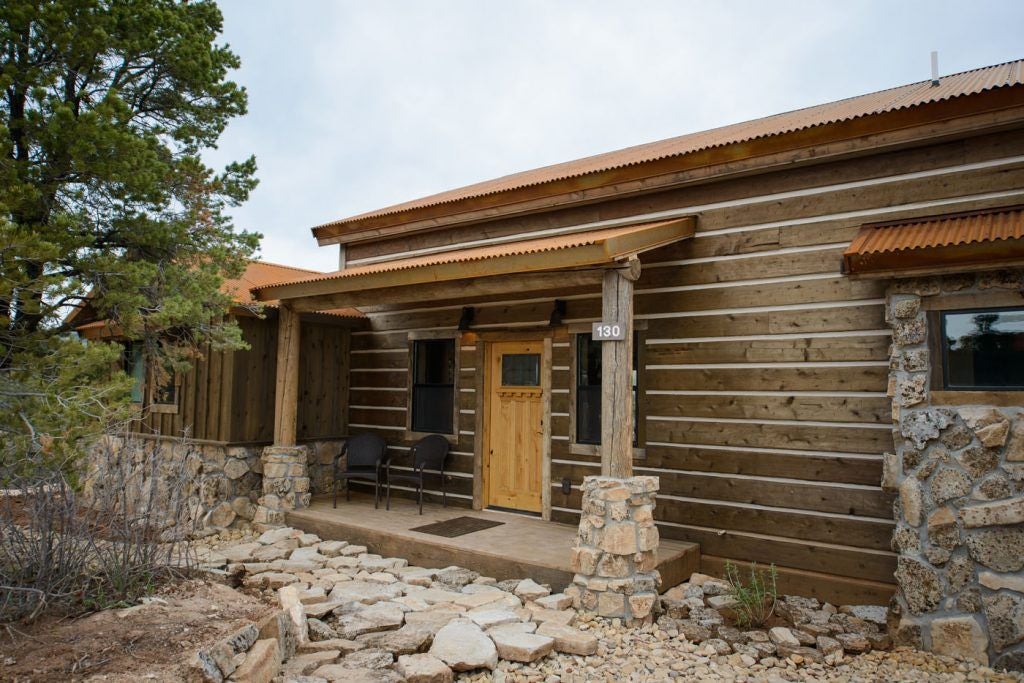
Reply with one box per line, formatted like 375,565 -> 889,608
847,206 -> 1024,255
844,205 -> 1024,276
317,59 -> 1024,234
255,218 -> 692,296
223,260 -> 322,304
226,261 -> 365,318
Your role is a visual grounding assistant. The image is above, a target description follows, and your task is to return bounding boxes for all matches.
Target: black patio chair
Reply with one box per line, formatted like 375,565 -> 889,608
385,434 -> 450,514
333,433 -> 388,509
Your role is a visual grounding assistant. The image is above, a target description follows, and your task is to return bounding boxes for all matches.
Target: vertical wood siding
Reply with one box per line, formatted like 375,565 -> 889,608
134,315 -> 351,444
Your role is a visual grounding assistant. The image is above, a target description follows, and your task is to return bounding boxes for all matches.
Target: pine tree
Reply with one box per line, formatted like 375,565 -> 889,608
0,0 -> 259,470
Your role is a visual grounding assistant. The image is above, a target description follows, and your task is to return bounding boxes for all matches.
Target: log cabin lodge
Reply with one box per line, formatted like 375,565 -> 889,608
78,59 -> 1024,611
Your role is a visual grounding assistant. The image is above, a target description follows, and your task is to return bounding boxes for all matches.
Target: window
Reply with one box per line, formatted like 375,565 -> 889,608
410,338 -> 456,433
123,342 -> 145,403
502,353 -> 540,386
149,360 -> 180,413
940,307 -> 1024,390
574,333 -> 642,446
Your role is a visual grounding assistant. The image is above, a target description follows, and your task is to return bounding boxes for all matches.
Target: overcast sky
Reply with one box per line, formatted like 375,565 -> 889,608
208,0 -> 1024,272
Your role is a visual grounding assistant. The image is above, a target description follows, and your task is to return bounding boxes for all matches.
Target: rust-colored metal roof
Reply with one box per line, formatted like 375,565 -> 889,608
224,260 -> 365,318
255,218 -> 695,302
315,59 -> 1024,238
844,205 -> 1024,276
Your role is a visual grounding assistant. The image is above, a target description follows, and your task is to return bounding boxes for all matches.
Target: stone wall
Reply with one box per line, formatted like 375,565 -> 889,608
567,476 -> 661,624
884,269 -> 1024,671
85,435 -> 346,537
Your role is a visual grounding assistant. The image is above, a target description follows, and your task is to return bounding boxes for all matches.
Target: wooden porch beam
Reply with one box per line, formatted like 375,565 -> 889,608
273,303 -> 301,446
287,269 -> 605,313
600,258 -> 640,478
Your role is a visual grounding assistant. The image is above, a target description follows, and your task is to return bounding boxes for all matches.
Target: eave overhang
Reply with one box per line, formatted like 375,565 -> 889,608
843,205 -> 1024,279
255,217 -> 695,306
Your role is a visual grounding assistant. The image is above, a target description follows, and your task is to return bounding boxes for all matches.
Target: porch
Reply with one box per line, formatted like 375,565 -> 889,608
286,493 -> 700,591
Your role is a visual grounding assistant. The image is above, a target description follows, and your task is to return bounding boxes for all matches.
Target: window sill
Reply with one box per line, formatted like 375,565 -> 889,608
569,443 -> 646,460
930,390 -> 1023,407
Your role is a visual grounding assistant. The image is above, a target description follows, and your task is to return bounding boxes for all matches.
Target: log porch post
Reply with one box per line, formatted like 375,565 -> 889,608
273,303 -> 301,446
600,257 -> 640,478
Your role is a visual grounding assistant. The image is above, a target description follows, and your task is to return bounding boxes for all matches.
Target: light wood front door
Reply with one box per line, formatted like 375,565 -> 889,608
484,341 -> 545,513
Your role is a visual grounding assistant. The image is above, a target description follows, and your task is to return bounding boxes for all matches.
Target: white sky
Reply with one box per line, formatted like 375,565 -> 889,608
207,0 -> 1024,272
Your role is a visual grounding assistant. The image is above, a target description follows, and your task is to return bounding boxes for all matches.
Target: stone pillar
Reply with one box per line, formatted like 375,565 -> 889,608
253,445 -> 311,529
884,271 -> 1024,672
566,476 -> 660,624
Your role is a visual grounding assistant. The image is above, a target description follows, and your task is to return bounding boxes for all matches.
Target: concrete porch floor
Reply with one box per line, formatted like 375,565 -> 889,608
286,494 -> 700,591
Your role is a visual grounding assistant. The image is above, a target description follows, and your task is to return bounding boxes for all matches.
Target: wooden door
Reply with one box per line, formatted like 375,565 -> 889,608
484,341 -> 545,512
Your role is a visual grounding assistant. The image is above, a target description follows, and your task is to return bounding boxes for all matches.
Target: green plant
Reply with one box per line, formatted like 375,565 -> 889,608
723,560 -> 778,628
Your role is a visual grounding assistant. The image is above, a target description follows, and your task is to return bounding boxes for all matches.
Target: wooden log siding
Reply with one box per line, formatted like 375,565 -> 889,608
339,132 -> 1024,597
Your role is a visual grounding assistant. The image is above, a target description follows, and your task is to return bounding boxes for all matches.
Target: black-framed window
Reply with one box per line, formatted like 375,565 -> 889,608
411,339 -> 455,433
941,307 -> 1024,390
575,333 -> 640,445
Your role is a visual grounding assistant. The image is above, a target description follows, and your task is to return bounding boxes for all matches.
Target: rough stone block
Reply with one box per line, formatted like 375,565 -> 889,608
899,477 -> 923,527
894,556 -> 942,614
490,631 -> 554,662
984,591 -> 1024,651
930,616 -> 989,665
599,523 -> 638,555
427,621 -> 498,671
961,498 -> 1024,528
396,653 -> 454,683
536,622 -> 598,655
966,528 -> 1024,572
597,591 -> 625,617
231,638 -> 281,683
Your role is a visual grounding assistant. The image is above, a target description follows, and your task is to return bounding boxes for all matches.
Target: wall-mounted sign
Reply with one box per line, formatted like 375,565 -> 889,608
592,321 -> 627,341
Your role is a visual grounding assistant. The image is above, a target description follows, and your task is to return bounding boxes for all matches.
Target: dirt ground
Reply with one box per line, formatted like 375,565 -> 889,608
0,579 -> 272,682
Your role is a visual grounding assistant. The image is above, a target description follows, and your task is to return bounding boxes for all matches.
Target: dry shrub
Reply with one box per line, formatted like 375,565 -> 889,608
0,433 -> 195,622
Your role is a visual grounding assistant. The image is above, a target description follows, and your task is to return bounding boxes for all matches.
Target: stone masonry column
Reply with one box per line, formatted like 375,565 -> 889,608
253,445 -> 311,530
883,271 -> 1024,673
567,476 -> 661,624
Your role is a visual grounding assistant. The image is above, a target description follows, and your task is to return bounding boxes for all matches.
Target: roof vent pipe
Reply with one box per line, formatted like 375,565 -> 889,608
931,51 -> 940,87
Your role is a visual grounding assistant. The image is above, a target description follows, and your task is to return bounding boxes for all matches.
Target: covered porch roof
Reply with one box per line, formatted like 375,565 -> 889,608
251,217 -> 695,311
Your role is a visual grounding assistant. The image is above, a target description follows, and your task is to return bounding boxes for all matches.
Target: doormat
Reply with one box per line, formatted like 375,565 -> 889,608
410,516 -> 505,538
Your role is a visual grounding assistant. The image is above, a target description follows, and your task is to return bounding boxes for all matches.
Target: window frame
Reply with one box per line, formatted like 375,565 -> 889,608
924,292 -> 1024,405
123,341 -> 146,404
937,305 -> 1024,392
405,331 -> 460,441
147,361 -> 180,414
567,323 -> 646,458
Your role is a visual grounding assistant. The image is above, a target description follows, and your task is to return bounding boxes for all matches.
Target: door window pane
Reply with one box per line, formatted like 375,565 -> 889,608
501,353 -> 540,386
942,308 -> 1024,389
411,339 -> 455,432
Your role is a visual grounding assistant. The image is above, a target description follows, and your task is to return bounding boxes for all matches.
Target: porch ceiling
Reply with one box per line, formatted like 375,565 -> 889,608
253,217 -> 695,312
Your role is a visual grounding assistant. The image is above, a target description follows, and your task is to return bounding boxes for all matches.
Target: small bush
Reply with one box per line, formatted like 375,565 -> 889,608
0,433 -> 195,623
724,560 -> 778,628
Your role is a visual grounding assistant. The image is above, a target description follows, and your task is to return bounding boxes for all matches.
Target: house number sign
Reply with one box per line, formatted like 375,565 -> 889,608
592,321 -> 627,341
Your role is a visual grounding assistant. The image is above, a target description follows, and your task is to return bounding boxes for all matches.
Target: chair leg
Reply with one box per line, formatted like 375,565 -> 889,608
386,471 -> 391,511
346,480 -> 350,502
442,473 -> 447,508
418,477 -> 423,515
374,475 -> 379,509
333,480 -> 337,509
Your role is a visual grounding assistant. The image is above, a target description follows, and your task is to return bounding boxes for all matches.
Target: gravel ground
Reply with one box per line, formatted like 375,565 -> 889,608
459,613 -> 1023,683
